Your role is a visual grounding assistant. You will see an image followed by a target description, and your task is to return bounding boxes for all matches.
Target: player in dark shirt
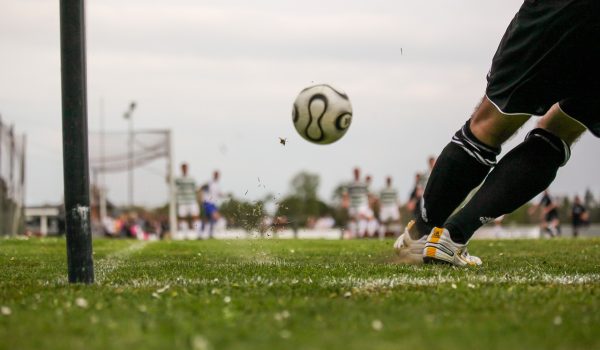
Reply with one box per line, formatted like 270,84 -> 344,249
406,173 -> 423,215
538,190 -> 561,237
571,195 -> 588,238
395,0 -> 599,266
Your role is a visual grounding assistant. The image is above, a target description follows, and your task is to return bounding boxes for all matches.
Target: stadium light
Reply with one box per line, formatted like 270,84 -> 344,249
59,0 -> 94,283
123,101 -> 136,207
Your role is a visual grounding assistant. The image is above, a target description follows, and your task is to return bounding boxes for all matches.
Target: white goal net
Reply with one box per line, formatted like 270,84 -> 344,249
88,129 -> 176,236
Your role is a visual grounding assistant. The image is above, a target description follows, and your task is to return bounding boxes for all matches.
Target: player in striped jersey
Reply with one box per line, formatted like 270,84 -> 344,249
378,176 -> 401,237
342,167 -> 372,238
175,163 -> 200,239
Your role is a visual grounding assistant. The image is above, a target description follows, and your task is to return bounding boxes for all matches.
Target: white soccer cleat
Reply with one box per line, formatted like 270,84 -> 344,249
393,220 -> 427,264
423,227 -> 482,267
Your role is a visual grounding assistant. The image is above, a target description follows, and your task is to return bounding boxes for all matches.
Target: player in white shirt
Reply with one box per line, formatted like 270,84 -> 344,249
201,170 -> 223,238
342,168 -> 372,238
378,176 -> 401,237
175,163 -> 200,238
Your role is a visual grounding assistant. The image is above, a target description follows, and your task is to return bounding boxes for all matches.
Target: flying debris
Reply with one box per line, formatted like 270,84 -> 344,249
279,137 -> 287,146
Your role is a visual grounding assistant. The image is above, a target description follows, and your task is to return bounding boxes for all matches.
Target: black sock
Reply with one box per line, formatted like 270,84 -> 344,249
445,128 -> 570,243
413,120 -> 498,239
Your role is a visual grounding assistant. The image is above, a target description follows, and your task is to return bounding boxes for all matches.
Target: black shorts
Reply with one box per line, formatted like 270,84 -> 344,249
486,0 -> 600,136
545,209 -> 559,223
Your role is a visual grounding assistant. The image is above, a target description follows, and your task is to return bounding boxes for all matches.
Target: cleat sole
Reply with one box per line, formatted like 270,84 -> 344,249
423,256 -> 453,265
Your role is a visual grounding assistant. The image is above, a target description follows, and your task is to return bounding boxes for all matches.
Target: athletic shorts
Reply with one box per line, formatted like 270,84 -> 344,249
177,203 -> 200,218
379,206 -> 400,222
486,0 -> 600,136
545,209 -> 559,223
203,201 -> 218,217
349,205 -> 373,219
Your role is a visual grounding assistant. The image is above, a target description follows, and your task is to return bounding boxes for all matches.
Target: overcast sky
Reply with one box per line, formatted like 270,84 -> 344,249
1,0 -> 599,207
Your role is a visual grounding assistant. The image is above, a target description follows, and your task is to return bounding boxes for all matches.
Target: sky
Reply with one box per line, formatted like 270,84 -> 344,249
1,0 -> 599,208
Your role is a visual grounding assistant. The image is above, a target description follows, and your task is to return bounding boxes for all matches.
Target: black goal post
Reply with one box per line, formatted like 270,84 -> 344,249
60,0 -> 94,283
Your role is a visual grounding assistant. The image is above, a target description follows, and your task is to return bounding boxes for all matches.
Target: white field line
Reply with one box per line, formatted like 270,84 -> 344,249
95,241 -> 151,284
101,272 -> 600,289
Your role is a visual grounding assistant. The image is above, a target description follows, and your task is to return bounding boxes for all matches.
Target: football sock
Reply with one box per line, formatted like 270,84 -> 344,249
445,128 -> 570,243
413,120 -> 499,239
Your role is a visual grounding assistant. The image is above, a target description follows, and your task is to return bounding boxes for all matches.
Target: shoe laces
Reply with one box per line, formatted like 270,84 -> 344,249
459,247 -> 472,259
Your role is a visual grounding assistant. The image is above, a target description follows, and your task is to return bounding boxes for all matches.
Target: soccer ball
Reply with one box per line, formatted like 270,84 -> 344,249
292,84 -> 353,144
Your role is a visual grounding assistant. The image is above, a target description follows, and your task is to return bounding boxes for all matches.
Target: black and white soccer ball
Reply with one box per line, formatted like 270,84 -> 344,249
292,84 -> 353,145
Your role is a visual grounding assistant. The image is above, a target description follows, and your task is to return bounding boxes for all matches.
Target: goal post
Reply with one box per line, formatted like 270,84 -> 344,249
60,0 -> 94,284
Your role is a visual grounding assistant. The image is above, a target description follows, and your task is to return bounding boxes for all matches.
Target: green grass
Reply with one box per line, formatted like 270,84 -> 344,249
1,237 -> 599,350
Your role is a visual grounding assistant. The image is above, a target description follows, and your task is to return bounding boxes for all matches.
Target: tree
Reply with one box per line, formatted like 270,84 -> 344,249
330,182 -> 350,228
220,197 -> 265,232
275,171 -> 332,227
291,172 -> 319,201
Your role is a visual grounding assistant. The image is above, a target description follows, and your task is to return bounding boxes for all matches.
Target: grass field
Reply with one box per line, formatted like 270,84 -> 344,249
1,237 -> 599,350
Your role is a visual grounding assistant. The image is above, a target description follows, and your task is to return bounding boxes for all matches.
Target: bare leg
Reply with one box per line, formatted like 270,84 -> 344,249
538,103 -> 587,146
470,97 -> 530,147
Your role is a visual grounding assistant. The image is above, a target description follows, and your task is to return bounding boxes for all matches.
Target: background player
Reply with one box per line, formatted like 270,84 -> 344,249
378,176 -> 401,238
406,172 -> 423,214
571,195 -> 589,238
175,163 -> 200,239
201,170 -> 223,239
418,156 -> 436,191
342,167 -> 370,238
396,0 -> 599,266
530,189 -> 561,237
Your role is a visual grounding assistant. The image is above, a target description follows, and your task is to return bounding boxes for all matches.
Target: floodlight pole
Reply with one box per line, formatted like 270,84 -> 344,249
60,0 -> 94,283
167,130 -> 177,237
123,102 -> 136,208
99,98 -> 107,222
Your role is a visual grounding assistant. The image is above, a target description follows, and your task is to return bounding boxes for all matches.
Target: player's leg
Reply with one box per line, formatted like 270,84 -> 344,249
208,208 -> 221,239
357,217 -> 368,238
441,103 -> 585,247
572,222 -> 579,238
177,204 -> 190,239
183,204 -> 201,239
355,207 -> 368,238
377,210 -> 387,239
346,207 -> 358,239
379,207 -> 395,238
367,218 -> 379,238
554,217 -> 562,237
547,221 -> 555,238
347,218 -> 357,239
422,0 -> 597,264
365,208 -> 377,238
413,96 -> 529,238
203,202 -> 216,239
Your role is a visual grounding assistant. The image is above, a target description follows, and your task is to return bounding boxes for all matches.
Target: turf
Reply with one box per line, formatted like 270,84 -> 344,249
1,237 -> 599,350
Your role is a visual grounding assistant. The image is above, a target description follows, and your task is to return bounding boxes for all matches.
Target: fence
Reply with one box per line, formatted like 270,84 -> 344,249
0,116 -> 26,235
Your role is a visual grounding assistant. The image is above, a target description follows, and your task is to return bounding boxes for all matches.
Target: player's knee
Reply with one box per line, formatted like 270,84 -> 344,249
525,128 -> 570,167
537,104 -> 587,146
470,97 -> 529,146
451,120 -> 501,167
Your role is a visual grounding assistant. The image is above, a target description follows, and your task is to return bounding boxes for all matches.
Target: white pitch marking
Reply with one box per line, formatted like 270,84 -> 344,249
98,272 -> 600,289
95,241 -> 151,284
